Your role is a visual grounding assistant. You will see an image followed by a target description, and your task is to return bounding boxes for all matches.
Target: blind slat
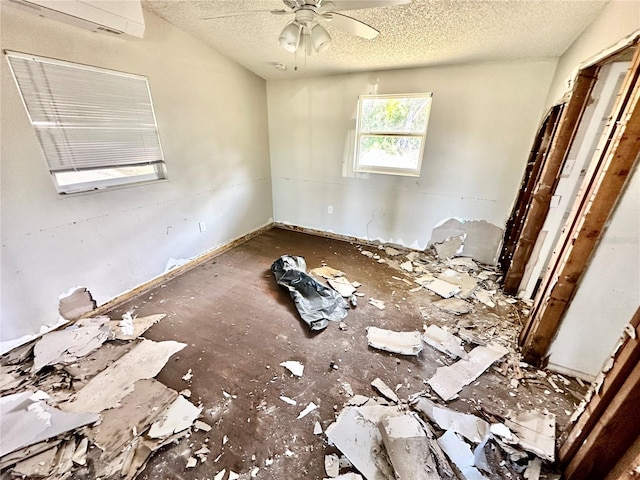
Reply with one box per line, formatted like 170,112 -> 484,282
6,52 -> 165,172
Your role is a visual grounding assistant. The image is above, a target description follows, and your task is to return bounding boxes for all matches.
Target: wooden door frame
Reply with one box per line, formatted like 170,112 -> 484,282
519,40 -> 640,364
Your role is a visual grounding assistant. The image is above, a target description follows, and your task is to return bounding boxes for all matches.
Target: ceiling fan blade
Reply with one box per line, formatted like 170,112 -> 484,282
322,12 -> 379,39
201,9 -> 289,20
320,0 -> 411,13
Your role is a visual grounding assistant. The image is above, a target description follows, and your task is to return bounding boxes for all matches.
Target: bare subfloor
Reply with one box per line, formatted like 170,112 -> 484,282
98,227 -> 585,479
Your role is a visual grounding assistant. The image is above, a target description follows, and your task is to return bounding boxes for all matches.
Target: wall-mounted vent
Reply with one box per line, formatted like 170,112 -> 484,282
3,0 -> 145,38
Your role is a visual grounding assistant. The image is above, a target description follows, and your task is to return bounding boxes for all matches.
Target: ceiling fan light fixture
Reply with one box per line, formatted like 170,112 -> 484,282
279,21 -> 301,52
311,23 -> 331,53
298,31 -> 314,56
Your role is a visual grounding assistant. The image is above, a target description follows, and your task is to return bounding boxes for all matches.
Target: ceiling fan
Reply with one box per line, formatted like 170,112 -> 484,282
202,0 -> 412,56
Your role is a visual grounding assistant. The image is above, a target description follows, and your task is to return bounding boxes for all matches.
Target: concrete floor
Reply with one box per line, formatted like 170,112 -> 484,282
105,227 -> 583,479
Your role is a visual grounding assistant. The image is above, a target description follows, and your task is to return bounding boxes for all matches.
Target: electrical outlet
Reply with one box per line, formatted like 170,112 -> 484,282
327,206 -> 333,215
198,221 -> 206,232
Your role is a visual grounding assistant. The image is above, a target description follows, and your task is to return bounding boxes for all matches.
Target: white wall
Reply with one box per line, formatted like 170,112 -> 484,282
547,163 -> 639,380
267,61 -> 556,249
0,6 -> 273,342
545,0 -> 640,107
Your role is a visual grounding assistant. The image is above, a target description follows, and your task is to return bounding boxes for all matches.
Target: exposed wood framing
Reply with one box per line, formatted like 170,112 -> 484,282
502,70 -> 597,295
520,44 -> 640,363
561,308 -> 640,478
500,104 -> 564,288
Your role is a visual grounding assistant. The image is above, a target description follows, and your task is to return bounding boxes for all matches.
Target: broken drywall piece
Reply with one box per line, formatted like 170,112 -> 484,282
214,470 -> 226,480
33,318 -> 111,371
371,378 -> 399,403
107,313 -> 166,340
505,410 -> 556,462
384,246 -> 402,256
1,390 -> 99,457
61,339 -> 186,413
297,401 -> 318,419
72,437 -> 88,466
314,421 -> 323,435
280,360 -> 304,377
447,257 -> 479,270
11,446 -> 58,478
400,261 -> 413,272
474,290 -> 496,308
438,269 -> 478,298
186,457 -> 197,468
368,298 -> 385,310
280,395 -> 297,406
325,405 -> 401,480
422,324 -> 468,360
89,379 -> 177,455
64,341 -> 136,381
327,276 -> 357,298
430,218 -> 504,265
433,298 -> 473,316
194,420 -> 211,432
424,278 -> 462,299
148,395 -> 202,439
325,474 -> 364,480
489,423 -> 513,441
367,327 -> 423,356
310,266 -> 345,279
433,235 -> 465,260
271,255 -> 348,331
432,407 -> 489,444
58,286 -> 96,320
437,430 -> 489,480
325,454 -> 340,477
229,471 -> 240,480
524,458 -> 542,480
378,414 -> 440,480
427,343 -> 509,401
414,273 -> 436,286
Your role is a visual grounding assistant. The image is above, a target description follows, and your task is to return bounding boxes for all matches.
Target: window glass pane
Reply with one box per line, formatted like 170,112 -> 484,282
361,97 -> 430,133
358,135 -> 422,170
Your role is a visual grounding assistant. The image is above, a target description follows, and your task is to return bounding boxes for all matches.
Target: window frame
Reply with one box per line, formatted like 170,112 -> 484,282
353,93 -> 433,177
5,50 -> 167,195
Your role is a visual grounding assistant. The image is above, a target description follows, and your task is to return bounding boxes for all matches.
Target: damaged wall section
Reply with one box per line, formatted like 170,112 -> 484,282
1,6 -> 273,342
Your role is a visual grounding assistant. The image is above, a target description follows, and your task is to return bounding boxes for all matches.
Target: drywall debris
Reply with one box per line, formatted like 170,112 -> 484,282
367,327 -> 423,356
72,437 -> 88,465
424,278 -> 462,299
474,290 -> 496,308
11,446 -> 58,477
379,414 -> 440,479
182,369 -> 193,381
432,407 -> 489,443
194,420 -> 211,432
411,396 -> 437,423
64,341 -> 135,381
325,405 -> 402,480
415,273 -> 436,286
310,266 -> 345,279
422,325 -> 468,360
1,390 -> 99,457
89,379 -> 177,455
489,423 -> 513,441
437,269 -> 478,298
437,430 -> 488,480
148,395 -> 202,438
280,395 -> 297,406
347,394 -> 371,406
371,378 -> 399,403
61,339 -> 186,413
214,469 -> 226,480
33,317 -> 111,371
400,261 -> 414,272
280,360 -> 304,377
360,250 -> 375,258
314,421 -> 323,435
328,276 -> 357,298
505,410 -> 556,461
108,313 -> 166,340
433,298 -> 473,315
385,246 -> 402,256
251,466 -> 260,477
427,343 -> 509,401
430,218 -> 504,266
447,257 -> 479,270
297,401 -> 318,419
325,474 -> 364,480
368,298 -> 386,310
229,471 -> 240,480
58,286 -> 96,320
272,255 -> 348,330
524,457 -> 542,480
433,235 -> 465,260
325,453 -> 340,477
186,457 -> 197,468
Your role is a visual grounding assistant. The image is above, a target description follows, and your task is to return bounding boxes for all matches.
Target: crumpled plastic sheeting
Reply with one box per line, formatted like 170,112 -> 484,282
271,255 -> 348,331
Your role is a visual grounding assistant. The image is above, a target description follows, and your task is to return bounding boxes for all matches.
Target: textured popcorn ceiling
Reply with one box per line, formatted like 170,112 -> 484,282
143,0 -> 608,79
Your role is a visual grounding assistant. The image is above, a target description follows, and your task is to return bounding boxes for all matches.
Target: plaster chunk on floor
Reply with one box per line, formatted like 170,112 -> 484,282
367,327 -> 423,356
148,395 -> 202,439
422,324 -> 468,360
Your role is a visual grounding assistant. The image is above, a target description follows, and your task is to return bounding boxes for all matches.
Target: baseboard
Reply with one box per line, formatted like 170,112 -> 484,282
547,362 -> 596,383
273,222 -> 391,249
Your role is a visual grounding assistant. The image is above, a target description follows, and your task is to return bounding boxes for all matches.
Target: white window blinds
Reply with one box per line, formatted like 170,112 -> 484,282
6,51 -> 165,173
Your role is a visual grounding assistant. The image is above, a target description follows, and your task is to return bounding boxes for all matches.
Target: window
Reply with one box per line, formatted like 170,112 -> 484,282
354,93 -> 432,176
5,51 -> 166,194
